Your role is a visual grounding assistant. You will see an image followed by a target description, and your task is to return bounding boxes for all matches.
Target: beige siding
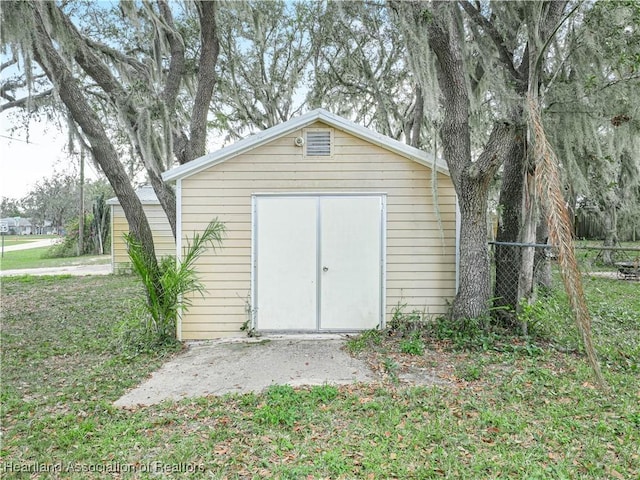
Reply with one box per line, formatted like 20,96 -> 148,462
111,205 -> 129,272
179,121 -> 457,339
111,204 -> 175,273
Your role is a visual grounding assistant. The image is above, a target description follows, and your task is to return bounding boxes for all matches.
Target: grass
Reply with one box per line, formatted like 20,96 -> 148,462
0,247 -> 110,271
1,274 -> 639,479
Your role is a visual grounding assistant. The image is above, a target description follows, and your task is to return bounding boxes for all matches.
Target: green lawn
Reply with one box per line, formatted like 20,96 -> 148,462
0,274 -> 638,479
0,247 -> 110,271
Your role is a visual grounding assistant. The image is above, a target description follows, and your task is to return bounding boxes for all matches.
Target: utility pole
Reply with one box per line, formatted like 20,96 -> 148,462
78,148 -> 85,256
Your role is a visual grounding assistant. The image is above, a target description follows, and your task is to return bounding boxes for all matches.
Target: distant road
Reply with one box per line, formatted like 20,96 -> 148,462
1,238 -> 60,252
0,264 -> 111,277
1,238 -> 112,277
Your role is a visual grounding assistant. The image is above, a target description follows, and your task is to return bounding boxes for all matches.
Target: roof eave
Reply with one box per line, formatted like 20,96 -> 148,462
162,110 -> 325,183
162,108 -> 450,182
319,110 -> 449,176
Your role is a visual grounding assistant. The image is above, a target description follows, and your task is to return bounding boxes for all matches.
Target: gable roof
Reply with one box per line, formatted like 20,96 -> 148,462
106,185 -> 159,205
162,108 -> 449,182
0,217 -> 32,227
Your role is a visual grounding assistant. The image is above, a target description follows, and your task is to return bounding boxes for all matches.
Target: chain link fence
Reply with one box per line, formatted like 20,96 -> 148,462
573,244 -> 640,281
489,242 -> 556,316
489,241 -> 640,312
486,241 -> 639,333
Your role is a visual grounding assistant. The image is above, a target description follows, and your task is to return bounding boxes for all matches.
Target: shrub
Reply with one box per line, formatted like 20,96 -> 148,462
45,195 -> 111,258
124,219 -> 225,346
399,332 -> 425,355
388,302 -> 429,336
45,215 -> 92,258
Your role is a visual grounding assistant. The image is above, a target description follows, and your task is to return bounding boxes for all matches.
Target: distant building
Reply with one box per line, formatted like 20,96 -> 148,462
0,217 -> 33,235
107,186 -> 175,273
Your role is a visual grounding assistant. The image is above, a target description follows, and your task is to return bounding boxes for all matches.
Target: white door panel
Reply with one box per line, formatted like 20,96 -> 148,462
319,197 -> 382,330
255,197 -> 317,330
254,195 -> 383,331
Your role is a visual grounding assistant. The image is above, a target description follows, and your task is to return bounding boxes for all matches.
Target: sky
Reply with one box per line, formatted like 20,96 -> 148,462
0,113 -> 99,201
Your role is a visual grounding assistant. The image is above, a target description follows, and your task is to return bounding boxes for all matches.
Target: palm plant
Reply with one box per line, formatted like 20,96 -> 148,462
125,219 -> 225,345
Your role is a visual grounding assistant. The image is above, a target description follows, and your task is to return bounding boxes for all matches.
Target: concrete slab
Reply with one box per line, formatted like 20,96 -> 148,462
114,336 -> 375,407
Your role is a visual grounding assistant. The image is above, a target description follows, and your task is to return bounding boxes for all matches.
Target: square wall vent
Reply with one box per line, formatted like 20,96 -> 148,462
304,129 -> 333,157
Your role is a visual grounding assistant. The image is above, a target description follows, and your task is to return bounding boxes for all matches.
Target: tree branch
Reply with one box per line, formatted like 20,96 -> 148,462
1,54 -> 18,71
468,121 -> 516,180
157,0 -> 185,113
184,0 -> 219,163
425,1 -> 472,187
1,73 -> 48,99
458,0 -> 522,84
0,89 -> 53,113
83,38 -> 148,79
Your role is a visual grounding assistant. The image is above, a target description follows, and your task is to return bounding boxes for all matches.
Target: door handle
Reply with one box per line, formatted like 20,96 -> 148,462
323,266 -> 329,272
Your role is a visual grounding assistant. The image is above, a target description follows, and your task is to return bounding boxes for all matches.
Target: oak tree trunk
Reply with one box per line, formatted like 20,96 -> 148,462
534,217 -> 552,291
424,1 -> 516,321
30,3 -> 157,265
453,179 -> 493,321
494,126 -> 527,318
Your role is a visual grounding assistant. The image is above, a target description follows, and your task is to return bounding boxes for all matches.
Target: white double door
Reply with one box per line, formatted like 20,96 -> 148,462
254,194 -> 384,331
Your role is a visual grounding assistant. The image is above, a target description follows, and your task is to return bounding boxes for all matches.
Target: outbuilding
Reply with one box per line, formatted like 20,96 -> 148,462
163,109 -> 459,340
107,185 -> 175,273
